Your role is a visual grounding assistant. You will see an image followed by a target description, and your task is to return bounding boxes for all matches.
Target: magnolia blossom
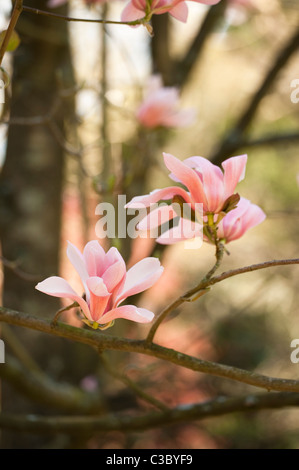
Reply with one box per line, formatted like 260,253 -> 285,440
126,152 -> 247,242
137,75 -> 196,129
121,0 -> 222,24
36,240 -> 163,329
209,197 -> 266,243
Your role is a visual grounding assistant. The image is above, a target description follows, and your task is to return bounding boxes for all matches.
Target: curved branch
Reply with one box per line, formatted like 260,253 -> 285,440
1,291 -> 299,394
147,241 -> 225,342
0,392 -> 299,434
147,258 -> 299,342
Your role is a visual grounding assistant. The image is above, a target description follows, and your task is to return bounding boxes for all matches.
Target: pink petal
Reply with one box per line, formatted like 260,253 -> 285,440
125,186 -> 192,208
197,164 -> 224,212
234,203 -> 266,241
163,153 -> 207,206
102,259 -> 127,293
86,277 -> 111,322
169,1 -> 189,22
156,217 -> 202,244
116,257 -> 163,304
100,305 -> 154,324
137,204 -> 177,231
183,156 -> 223,180
35,276 -> 91,320
222,154 -> 247,199
218,197 -> 266,242
83,240 -> 106,277
121,2 -> 145,22
67,241 -> 89,288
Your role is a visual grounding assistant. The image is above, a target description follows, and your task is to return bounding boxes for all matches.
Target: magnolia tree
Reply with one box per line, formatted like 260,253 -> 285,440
0,0 -> 298,450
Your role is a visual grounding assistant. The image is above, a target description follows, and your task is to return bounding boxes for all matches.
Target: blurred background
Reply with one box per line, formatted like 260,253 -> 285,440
0,0 -> 298,449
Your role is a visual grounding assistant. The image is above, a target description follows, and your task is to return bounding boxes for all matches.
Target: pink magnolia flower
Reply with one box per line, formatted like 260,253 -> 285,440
137,75 -> 196,129
126,152 -> 247,244
209,197 -> 266,243
127,150 -> 246,211
35,240 -> 163,329
121,0 -> 222,24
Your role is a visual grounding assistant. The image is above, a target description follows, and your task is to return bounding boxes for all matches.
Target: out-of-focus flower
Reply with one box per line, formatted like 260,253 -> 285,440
136,75 -> 196,129
206,197 -> 266,243
225,0 -> 257,26
47,0 -> 107,7
121,0 -> 222,24
36,240 -> 163,329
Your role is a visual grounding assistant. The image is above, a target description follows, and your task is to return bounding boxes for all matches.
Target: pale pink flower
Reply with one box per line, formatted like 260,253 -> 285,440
36,240 -> 163,329
137,75 -> 196,129
225,0 -> 257,26
121,0 -> 222,24
47,0 -> 107,7
209,197 -> 266,243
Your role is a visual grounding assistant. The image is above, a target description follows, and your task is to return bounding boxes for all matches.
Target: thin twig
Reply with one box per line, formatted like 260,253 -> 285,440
0,0 -> 23,67
0,255 -> 42,282
210,27 -> 299,164
22,5 -> 146,27
146,241 -> 225,343
99,353 -> 169,411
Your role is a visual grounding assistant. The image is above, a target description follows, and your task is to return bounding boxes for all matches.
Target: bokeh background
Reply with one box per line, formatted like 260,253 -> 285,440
0,0 -> 298,449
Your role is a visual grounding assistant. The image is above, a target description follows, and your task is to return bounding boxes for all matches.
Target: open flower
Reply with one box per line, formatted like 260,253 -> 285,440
121,0 -> 222,24
209,197 -> 266,243
126,152 -> 247,243
137,75 -> 196,129
35,240 -> 163,330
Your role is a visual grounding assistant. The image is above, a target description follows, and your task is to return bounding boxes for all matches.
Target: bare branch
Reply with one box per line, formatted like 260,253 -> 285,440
1,276 -> 299,394
147,241 -> 225,343
210,27 -> 299,164
0,391 -> 299,434
22,5 -> 147,28
0,0 -> 23,67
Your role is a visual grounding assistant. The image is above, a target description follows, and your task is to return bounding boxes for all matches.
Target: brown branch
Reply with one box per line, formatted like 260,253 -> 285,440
238,132 -> 299,150
0,391 -> 299,435
146,241 -> 225,343
22,5 -> 147,28
210,27 -> 299,165
149,258 -> 299,344
1,278 -> 299,394
0,0 -> 23,67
